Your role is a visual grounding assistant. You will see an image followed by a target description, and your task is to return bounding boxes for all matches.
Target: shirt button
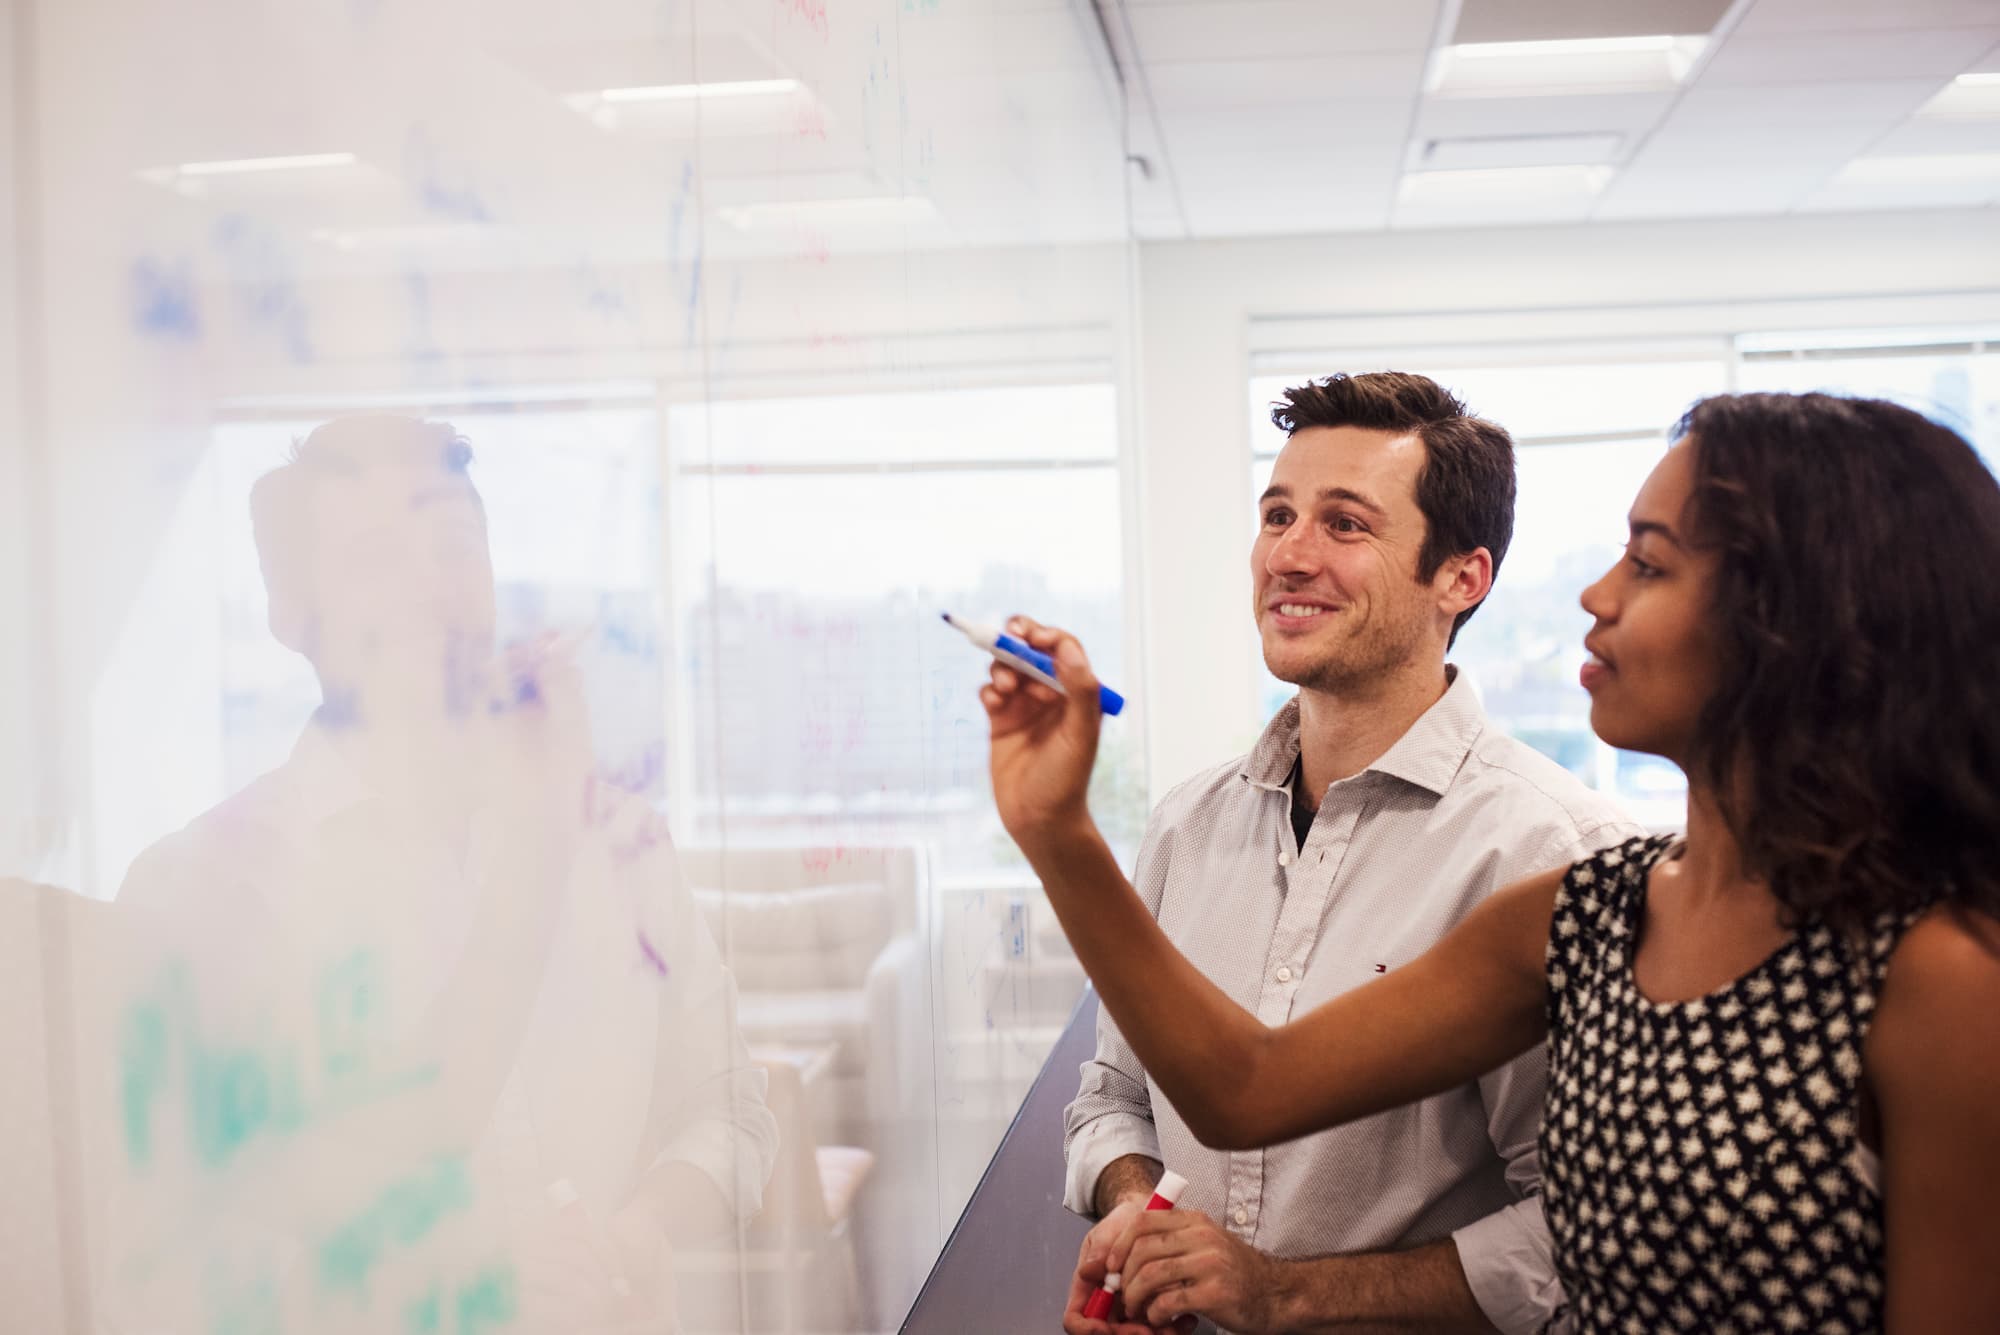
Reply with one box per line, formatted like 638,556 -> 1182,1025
1275,965 -> 1293,983
1277,851 -> 1293,867
1233,1206 -> 1249,1226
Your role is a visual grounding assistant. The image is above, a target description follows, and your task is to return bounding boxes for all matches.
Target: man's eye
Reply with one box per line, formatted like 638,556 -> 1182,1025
1333,515 -> 1364,534
1263,508 -> 1292,526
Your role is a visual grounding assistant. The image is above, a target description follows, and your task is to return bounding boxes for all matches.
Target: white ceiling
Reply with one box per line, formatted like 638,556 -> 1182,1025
1118,0 -> 2000,238
96,0 -> 2000,276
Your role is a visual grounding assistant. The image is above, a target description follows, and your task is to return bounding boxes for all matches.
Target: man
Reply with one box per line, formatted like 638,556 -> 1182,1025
1052,373 -> 1641,1334
101,416 -> 775,1334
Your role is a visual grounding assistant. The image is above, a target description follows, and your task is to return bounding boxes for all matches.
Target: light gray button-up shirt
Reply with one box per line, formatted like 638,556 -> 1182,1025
1064,671 -> 1643,1334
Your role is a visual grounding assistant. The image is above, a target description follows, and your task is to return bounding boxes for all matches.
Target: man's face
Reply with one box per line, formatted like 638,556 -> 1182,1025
300,460 -> 497,708
1251,425 -> 1445,695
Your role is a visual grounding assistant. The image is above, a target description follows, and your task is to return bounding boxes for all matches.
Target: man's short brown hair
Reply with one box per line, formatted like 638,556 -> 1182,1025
1270,372 -> 1515,646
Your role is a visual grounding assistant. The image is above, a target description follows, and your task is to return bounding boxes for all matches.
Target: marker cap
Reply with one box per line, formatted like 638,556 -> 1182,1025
1152,1170 -> 1189,1207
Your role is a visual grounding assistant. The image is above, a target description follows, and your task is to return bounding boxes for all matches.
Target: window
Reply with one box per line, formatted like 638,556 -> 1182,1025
1735,327 -> 2000,472
669,383 -> 1140,877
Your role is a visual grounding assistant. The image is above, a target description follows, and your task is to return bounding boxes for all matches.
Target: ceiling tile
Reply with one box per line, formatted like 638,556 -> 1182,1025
1664,80 -> 1943,128
1800,177 -> 2000,211
1732,0 -> 2000,37
1592,163 -> 1830,219
1696,27 -> 2000,85
1869,117 -> 2000,156
1128,0 -> 1441,62
1157,99 -> 1414,161
1414,91 -> 1678,140
1626,122 -> 1883,168
1453,0 -> 1732,43
1143,52 -> 1429,107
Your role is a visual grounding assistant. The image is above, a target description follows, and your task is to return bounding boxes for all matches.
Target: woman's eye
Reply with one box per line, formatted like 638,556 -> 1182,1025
1627,553 -> 1660,578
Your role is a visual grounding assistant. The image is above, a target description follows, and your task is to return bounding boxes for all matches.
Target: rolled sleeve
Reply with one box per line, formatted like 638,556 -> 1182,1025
1452,1194 -> 1564,1335
1062,1107 -> 1162,1217
651,1088 -> 776,1217
1060,1001 -> 1163,1216
1062,811 -> 1178,1218
1459,1011 -> 1563,1333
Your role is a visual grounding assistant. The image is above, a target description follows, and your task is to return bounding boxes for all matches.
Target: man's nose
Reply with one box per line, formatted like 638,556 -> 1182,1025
1265,523 -> 1319,579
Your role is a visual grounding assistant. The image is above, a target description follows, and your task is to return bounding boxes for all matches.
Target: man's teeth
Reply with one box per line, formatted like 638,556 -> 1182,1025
1278,603 -> 1324,617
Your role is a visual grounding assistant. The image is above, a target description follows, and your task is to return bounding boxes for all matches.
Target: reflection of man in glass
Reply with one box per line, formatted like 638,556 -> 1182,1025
105,416 -> 775,1333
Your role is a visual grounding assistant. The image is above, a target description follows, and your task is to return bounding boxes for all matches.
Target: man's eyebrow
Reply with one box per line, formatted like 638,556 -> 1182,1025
1628,518 -> 1685,548
1317,486 -> 1388,518
1257,484 -> 1389,519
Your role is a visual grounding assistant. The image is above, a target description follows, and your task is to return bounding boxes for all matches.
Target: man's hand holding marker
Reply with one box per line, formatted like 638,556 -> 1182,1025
1066,1171 -> 1199,1335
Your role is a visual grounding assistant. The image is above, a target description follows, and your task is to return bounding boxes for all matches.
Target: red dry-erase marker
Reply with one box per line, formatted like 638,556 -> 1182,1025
1080,1170 -> 1188,1322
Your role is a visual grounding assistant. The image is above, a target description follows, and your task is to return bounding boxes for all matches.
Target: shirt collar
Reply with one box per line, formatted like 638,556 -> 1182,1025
272,709 -> 382,830
1240,666 -> 1487,800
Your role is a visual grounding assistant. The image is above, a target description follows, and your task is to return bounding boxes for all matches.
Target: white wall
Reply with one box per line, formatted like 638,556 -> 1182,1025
1132,209 -> 2000,798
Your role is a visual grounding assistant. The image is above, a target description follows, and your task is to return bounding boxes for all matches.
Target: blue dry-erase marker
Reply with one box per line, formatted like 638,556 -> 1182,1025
942,613 -> 1125,716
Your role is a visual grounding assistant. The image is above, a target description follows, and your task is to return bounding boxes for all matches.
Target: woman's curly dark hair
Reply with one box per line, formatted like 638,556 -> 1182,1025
1677,392 -> 2000,933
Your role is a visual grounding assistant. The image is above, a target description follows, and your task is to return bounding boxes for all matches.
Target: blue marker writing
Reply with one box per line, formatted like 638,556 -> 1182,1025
942,613 -> 1124,716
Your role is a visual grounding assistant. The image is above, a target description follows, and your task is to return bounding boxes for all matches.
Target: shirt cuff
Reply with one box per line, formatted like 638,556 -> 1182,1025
650,1121 -> 771,1218
1450,1196 -> 1564,1335
1063,1112 -> 1162,1217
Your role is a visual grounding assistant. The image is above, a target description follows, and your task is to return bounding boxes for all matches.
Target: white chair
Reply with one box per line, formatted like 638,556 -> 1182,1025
677,846 -> 928,1149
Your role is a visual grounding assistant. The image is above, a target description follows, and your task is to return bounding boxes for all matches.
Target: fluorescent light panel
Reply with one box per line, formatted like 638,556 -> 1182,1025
1452,35 -> 1679,59
1430,33 -> 1705,96
718,196 -> 938,230
174,152 -> 356,177
1399,164 -> 1612,205
1956,71 -> 2000,87
1832,153 -> 2000,187
600,79 -> 802,102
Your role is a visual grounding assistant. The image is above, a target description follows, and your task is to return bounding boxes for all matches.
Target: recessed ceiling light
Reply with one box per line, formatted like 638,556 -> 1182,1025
599,79 -> 802,103
565,80 -> 808,132
136,152 -> 364,196
717,196 -> 939,230
1430,34 -> 1705,97
1452,36 -> 1680,59
1831,153 -> 2000,188
174,152 -> 359,176
1399,164 -> 1613,205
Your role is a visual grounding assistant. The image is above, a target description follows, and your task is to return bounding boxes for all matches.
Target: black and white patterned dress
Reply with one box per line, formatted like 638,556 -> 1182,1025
1541,835 -> 1920,1335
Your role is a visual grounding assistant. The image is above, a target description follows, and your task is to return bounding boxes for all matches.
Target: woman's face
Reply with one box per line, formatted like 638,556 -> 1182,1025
1578,440 -> 1724,766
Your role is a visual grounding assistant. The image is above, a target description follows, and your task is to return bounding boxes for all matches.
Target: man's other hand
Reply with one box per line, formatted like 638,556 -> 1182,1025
1106,1208 -> 1287,1334
1063,1197 -> 1198,1335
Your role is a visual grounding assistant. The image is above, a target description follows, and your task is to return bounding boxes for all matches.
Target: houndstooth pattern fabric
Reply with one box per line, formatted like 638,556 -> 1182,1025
1542,834 -> 1917,1335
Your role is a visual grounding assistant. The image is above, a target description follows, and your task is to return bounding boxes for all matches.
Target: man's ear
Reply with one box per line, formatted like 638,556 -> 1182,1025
1437,547 -> 1494,622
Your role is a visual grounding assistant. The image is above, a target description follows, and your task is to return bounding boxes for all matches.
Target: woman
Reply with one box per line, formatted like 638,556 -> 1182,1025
984,393 -> 2000,1333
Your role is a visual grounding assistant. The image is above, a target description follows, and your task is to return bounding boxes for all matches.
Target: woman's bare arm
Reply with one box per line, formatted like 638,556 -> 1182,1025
1025,821 -> 1560,1151
1869,906 -> 2000,1333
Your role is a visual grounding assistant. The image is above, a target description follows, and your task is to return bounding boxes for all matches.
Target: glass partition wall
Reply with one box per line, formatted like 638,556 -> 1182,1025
2,1 -> 1141,1330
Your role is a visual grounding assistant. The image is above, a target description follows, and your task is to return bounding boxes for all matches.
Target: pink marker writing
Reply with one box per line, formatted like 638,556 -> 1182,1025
1081,1169 -> 1189,1322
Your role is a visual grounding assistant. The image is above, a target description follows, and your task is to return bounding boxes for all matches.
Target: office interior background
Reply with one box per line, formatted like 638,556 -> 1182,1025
3,0 -> 1997,1330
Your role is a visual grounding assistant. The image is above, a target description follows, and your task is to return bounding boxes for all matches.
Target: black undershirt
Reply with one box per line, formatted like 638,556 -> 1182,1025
1288,757 -> 1316,850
